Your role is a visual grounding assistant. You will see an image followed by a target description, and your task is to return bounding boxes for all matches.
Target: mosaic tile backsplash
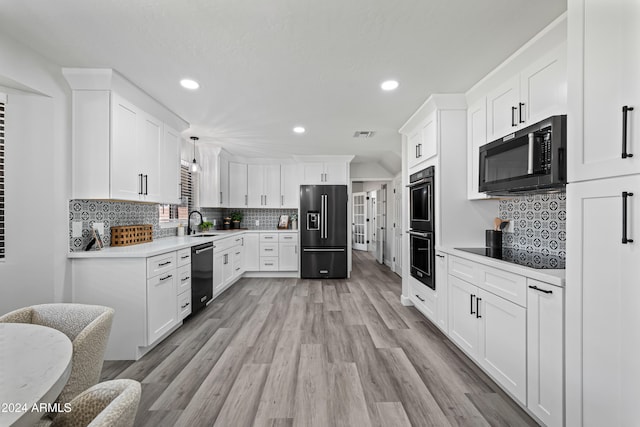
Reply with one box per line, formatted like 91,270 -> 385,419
498,192 -> 566,259
69,200 -> 176,251
200,208 -> 298,230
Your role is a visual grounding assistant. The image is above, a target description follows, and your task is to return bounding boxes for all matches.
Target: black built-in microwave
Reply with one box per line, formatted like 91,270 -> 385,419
479,115 -> 566,195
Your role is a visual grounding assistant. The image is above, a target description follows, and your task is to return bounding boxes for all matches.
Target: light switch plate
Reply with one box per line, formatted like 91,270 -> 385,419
93,222 -> 104,235
72,221 -> 83,238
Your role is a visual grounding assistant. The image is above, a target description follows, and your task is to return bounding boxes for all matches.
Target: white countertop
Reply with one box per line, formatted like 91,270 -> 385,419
68,229 -> 299,259
438,246 -> 566,287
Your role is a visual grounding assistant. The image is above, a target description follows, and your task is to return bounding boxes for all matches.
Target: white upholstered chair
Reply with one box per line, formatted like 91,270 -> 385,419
0,303 -> 115,406
40,379 -> 141,427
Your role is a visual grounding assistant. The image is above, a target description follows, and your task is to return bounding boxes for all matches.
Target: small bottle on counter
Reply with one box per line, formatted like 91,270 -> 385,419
177,223 -> 185,236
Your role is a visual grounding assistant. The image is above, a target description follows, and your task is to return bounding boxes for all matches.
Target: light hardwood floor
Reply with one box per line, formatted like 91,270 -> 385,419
102,250 -> 539,427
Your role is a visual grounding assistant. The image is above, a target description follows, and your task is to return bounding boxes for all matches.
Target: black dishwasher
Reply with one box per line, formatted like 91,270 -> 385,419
190,242 -> 214,316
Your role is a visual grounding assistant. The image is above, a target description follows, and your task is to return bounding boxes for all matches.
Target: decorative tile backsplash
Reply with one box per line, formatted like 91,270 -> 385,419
69,200 -> 176,251
498,192 -> 566,259
200,208 -> 298,230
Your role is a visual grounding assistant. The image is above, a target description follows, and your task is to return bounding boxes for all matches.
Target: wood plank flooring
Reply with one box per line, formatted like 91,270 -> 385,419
102,251 -> 538,427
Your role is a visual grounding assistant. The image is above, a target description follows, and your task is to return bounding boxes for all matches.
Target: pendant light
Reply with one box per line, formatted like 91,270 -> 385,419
190,136 -> 201,173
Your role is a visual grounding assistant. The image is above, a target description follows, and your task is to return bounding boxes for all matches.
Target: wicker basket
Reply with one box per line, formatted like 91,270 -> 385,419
110,224 -> 153,247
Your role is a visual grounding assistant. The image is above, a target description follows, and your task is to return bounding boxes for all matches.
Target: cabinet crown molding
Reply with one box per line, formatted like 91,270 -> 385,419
399,94 -> 467,135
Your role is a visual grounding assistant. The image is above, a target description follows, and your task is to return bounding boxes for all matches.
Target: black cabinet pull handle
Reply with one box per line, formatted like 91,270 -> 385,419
138,174 -> 143,195
511,106 -> 518,127
529,285 -> 553,294
415,294 -> 425,302
416,144 -> 419,159
470,294 -> 476,315
144,174 -> 148,195
519,102 -> 525,123
622,106 -> 634,159
476,297 -> 482,318
436,254 -> 445,258
622,191 -> 634,244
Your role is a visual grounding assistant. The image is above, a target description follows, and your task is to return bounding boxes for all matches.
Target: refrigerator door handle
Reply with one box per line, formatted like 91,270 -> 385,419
323,194 -> 328,239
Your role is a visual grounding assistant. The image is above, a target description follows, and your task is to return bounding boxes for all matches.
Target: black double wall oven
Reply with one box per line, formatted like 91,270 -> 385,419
408,166 -> 436,290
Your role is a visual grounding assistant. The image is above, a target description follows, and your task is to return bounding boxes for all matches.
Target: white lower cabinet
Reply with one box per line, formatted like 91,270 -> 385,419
146,261 -> 179,345
527,279 -> 564,427
243,233 -> 260,271
435,251 -> 448,332
477,288 -> 526,403
278,232 -> 298,271
213,236 -> 243,297
445,255 -> 553,414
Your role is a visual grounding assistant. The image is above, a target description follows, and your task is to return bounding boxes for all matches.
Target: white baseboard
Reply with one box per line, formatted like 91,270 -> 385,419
400,294 -> 414,306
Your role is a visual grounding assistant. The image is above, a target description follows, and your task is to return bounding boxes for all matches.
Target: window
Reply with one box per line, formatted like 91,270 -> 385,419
158,163 -> 192,224
0,99 -> 4,259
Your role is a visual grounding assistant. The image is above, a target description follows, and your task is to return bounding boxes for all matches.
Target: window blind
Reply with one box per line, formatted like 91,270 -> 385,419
0,101 -> 4,259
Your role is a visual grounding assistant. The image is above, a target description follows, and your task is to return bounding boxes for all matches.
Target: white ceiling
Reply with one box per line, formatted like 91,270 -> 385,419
0,0 -> 566,174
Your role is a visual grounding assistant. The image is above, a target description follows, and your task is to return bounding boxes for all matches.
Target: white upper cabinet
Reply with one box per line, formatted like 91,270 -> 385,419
280,163 -> 301,208
486,45 -> 567,142
199,146 -> 229,208
486,75 -> 521,141
568,0 -> 640,182
467,98 -> 490,200
301,161 -> 349,184
407,130 -> 423,169
160,125 -> 181,204
247,164 -> 281,208
219,153 -> 229,207
63,68 -> 189,203
228,162 -> 248,208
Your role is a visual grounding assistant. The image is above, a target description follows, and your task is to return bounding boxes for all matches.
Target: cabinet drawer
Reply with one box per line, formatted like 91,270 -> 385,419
214,236 -> 235,252
178,291 -> 191,320
177,248 -> 191,267
260,243 -> 279,257
476,264 -> 526,307
232,236 -> 244,247
260,257 -> 279,271
147,252 -> 177,278
260,233 -> 278,242
177,264 -> 191,294
410,281 -> 436,321
448,256 -> 476,283
278,233 -> 298,242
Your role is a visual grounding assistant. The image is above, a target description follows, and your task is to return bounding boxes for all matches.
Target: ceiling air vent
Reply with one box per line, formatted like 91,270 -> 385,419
353,130 -> 376,139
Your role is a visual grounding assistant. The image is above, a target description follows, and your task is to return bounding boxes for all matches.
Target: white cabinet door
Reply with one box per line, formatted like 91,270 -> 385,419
247,164 -> 263,207
279,241 -> 298,271
435,252 -> 448,333
566,175 -> 640,427
467,98 -> 490,200
568,0 -> 640,182
213,250 -> 225,294
243,233 -> 260,271
486,75 -> 520,141
420,111 -> 437,161
281,163 -> 300,207
228,162 -> 248,207
520,44 -> 567,126
407,130 -> 423,169
323,162 -> 348,184
447,275 -> 479,358
219,153 -> 229,207
302,163 -> 324,184
111,94 -> 141,201
139,112 -> 163,202
477,288 -> 527,404
147,270 -> 178,345
263,164 -> 281,207
160,125 -> 181,204
527,280 -> 564,427
231,244 -> 243,279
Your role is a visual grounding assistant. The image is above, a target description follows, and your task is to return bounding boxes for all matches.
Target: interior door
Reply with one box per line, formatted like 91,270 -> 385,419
352,192 -> 367,251
375,188 -> 385,264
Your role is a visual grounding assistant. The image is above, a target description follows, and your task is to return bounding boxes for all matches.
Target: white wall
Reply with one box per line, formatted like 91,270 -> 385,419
0,33 -> 72,314
350,162 -> 394,180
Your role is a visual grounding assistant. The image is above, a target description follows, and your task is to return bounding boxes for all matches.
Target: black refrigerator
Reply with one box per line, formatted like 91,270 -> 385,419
300,185 -> 348,279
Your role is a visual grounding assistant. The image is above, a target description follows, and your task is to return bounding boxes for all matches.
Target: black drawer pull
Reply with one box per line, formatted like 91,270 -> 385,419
159,274 -> 173,281
470,294 -> 476,315
529,285 -> 553,294
622,106 -> 634,159
158,261 -> 171,266
415,294 -> 425,302
181,302 -> 190,309
622,191 -> 634,244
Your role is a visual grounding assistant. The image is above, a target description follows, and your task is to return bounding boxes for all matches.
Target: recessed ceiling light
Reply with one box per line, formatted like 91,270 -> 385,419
293,126 -> 306,134
381,80 -> 399,91
180,79 -> 200,90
